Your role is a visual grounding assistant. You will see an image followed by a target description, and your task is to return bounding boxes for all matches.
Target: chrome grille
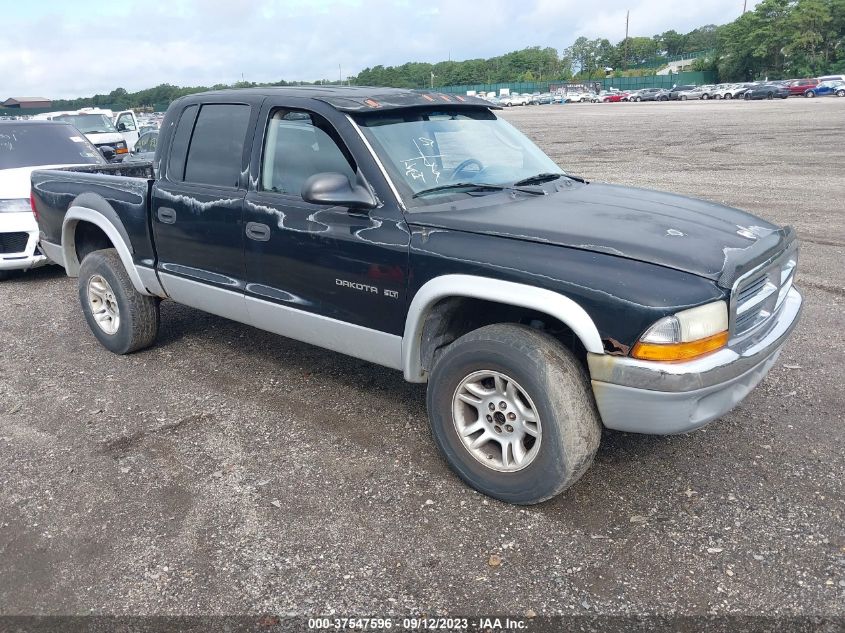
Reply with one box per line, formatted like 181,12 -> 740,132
732,250 -> 797,339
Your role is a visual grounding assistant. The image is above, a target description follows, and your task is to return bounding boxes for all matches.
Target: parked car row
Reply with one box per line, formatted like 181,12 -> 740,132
479,75 -> 845,107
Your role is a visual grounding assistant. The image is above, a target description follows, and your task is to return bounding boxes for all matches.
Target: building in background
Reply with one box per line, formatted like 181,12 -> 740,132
2,97 -> 52,109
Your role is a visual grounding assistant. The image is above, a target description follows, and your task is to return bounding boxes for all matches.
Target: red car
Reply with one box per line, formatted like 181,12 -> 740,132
601,92 -> 626,103
787,78 -> 819,96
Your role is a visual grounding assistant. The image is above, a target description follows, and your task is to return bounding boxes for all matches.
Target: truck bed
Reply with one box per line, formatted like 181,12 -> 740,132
31,162 -> 157,268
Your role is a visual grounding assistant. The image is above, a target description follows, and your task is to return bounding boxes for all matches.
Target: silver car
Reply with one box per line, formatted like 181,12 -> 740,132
676,87 -> 706,100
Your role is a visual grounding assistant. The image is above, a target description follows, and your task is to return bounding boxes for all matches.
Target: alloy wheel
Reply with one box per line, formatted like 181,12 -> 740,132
452,370 -> 542,472
87,274 -> 120,335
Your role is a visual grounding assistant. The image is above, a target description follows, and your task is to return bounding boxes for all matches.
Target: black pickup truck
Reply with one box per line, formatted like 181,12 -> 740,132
32,87 -> 802,504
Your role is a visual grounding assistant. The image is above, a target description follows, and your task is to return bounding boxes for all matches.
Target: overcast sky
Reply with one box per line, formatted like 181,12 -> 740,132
1,0 -> 758,99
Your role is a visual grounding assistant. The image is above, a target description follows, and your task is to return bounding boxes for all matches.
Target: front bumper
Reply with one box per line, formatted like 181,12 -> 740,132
1,213 -> 48,272
588,287 -> 803,434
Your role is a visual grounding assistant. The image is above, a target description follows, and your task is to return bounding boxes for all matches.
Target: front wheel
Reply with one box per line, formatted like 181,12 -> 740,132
426,324 -> 602,504
837,90 -> 845,97
805,91 -> 815,98
724,93 -> 733,100
78,249 -> 160,354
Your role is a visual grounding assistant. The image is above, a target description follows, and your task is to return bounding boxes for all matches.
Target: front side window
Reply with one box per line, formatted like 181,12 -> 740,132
260,110 -> 355,197
355,108 -> 562,205
184,104 -> 251,187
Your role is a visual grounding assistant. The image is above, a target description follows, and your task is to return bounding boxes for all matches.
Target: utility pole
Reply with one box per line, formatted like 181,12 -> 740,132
742,0 -> 747,13
623,10 -> 629,71
430,71 -> 435,89
339,64 -> 342,84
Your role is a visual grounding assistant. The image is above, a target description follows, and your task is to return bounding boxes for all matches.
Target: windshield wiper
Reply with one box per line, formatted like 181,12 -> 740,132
412,183 -> 506,198
513,173 -> 565,186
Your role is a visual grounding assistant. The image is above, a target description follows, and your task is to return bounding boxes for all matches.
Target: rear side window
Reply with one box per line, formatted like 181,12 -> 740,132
184,104 -> 251,187
167,104 -> 198,181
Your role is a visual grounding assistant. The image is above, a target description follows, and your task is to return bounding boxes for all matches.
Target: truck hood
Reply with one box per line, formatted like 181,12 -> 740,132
85,132 -> 123,145
408,181 -> 794,288
1,165 -> 88,199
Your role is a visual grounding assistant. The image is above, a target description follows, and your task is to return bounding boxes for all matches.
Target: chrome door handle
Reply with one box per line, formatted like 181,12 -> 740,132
246,222 -> 271,242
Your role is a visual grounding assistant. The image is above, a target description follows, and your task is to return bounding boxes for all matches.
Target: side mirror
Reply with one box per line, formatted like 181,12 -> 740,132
100,146 -> 116,161
301,172 -> 377,210
117,122 -> 127,132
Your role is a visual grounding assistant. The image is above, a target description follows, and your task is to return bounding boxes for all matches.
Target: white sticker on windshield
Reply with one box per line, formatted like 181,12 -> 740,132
69,136 -> 85,143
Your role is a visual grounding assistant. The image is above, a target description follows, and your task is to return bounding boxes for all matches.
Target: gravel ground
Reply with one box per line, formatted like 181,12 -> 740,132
1,98 -> 843,620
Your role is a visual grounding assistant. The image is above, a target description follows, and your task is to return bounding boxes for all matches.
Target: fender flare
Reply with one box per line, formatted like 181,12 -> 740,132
62,205 -> 151,296
401,274 -> 604,382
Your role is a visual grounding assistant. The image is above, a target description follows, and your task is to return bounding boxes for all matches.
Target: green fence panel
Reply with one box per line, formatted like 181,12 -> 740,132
0,107 -> 59,117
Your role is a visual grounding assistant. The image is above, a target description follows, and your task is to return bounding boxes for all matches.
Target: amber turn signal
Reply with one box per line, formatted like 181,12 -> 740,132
631,330 -> 729,362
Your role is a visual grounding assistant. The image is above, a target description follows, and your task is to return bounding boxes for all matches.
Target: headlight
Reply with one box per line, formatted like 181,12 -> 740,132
631,301 -> 729,362
0,198 -> 32,214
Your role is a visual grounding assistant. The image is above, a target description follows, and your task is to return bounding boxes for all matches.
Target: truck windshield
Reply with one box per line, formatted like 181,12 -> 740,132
52,113 -> 117,135
355,109 -> 563,205
0,123 -> 105,169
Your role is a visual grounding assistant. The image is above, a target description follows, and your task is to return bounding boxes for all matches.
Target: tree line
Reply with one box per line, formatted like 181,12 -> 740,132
52,0 -> 844,111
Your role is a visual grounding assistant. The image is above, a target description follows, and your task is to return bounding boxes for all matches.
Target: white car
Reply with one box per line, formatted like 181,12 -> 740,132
563,91 -> 591,103
500,94 -> 530,106
33,108 -> 129,159
0,120 -> 105,279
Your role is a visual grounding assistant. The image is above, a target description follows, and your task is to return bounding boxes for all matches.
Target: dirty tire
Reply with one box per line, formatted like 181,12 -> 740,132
426,324 -> 602,505
78,248 -> 160,354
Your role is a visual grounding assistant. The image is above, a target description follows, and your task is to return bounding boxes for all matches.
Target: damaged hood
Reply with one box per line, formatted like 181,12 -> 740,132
409,182 -> 795,288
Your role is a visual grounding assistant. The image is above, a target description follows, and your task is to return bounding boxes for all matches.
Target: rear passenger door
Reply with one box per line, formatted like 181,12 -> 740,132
152,101 -> 259,309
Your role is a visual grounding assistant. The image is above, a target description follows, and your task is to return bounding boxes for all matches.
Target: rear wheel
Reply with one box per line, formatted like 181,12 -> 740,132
702,94 -> 709,100
837,89 -> 845,97
78,249 -> 160,354
724,93 -> 733,100
680,95 -> 687,101
805,90 -> 815,98
426,324 -> 602,504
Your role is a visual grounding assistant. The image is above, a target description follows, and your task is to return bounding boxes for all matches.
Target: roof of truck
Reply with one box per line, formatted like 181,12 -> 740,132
190,86 -> 499,112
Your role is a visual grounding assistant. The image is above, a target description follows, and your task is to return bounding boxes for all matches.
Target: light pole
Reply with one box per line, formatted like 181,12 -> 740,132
430,71 -> 435,90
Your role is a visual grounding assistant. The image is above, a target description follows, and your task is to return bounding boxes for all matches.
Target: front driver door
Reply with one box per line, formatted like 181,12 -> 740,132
242,104 -> 409,367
